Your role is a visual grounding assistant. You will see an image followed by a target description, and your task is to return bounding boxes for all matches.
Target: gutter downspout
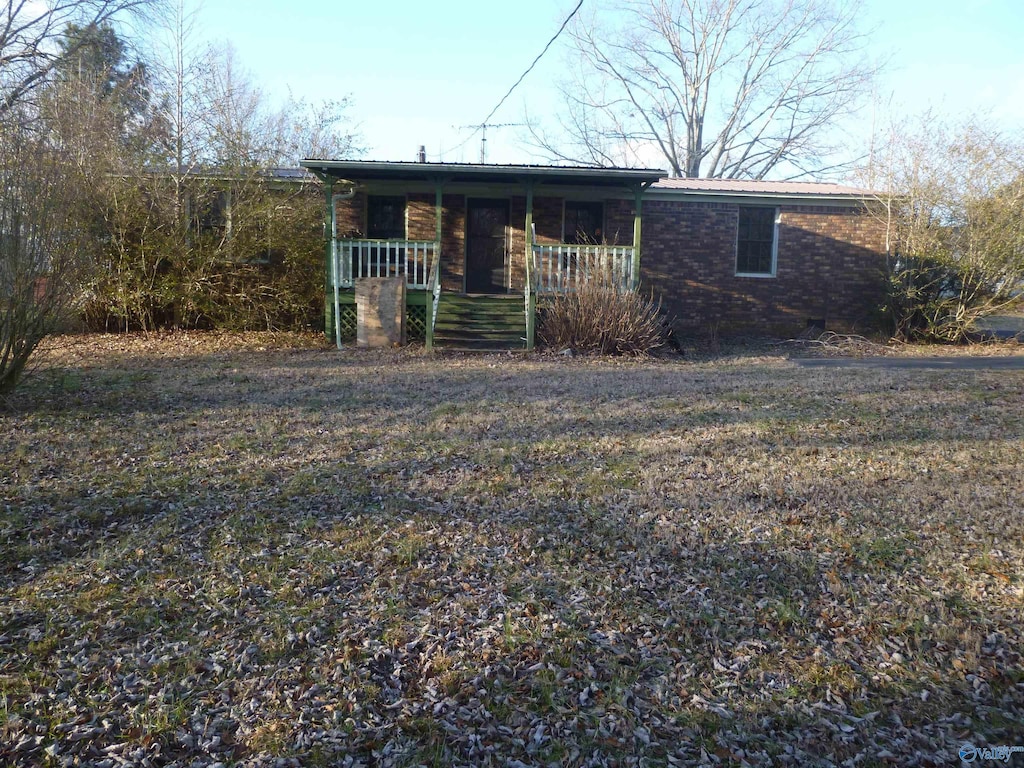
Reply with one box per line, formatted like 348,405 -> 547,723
332,187 -> 356,345
309,167 -> 354,348
427,178 -> 443,351
524,182 -> 535,351
315,175 -> 337,344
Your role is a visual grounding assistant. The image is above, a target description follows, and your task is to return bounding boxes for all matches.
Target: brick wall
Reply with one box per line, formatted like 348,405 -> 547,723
440,195 -> 466,292
407,194 -> 435,241
334,191 -> 886,335
641,200 -> 888,336
509,197 -> 526,291
605,198 -> 634,246
334,192 -> 365,237
533,197 -> 563,244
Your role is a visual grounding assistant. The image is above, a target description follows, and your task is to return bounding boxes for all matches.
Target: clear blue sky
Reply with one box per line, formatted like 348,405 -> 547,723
191,0 -> 1024,173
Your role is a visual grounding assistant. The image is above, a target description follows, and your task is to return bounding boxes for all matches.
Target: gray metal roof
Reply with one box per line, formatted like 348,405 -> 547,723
298,159 -> 875,201
299,159 -> 666,188
651,177 -> 873,201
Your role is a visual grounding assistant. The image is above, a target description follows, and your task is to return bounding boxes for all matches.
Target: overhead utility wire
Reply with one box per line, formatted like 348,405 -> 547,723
480,0 -> 585,128
448,0 -> 585,158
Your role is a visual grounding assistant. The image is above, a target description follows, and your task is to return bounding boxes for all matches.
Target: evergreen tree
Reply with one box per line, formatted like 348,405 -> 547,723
51,23 -> 159,153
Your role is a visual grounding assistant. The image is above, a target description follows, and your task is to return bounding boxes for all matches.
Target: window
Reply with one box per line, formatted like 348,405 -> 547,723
564,201 -> 603,244
193,188 -> 232,238
736,206 -> 778,276
367,195 -> 406,239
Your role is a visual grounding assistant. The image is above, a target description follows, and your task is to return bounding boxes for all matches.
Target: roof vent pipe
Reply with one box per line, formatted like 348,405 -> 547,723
418,145 -> 426,163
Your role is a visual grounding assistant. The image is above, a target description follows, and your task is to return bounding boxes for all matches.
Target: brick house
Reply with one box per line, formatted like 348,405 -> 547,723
299,160 -> 887,348
643,179 -> 888,336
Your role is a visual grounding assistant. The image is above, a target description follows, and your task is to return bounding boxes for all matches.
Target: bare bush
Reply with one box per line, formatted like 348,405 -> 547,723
0,124 -> 91,395
867,115 -> 1024,343
538,274 -> 668,355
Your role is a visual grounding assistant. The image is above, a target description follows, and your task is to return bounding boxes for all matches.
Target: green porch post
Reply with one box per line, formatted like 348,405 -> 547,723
324,176 -> 336,340
631,181 -> 656,290
525,183 -> 535,350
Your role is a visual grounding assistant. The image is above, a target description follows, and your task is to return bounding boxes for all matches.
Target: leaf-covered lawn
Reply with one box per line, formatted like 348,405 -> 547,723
1,333 -> 1022,767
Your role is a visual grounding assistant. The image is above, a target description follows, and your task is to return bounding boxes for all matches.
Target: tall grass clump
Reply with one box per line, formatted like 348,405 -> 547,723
537,272 -> 668,355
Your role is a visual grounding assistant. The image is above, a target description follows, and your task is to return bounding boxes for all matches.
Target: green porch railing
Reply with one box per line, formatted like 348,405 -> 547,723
531,243 -> 635,293
329,238 -> 441,350
330,239 -> 438,289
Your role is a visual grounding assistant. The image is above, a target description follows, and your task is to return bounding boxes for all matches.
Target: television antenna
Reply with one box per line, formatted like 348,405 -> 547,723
452,122 -> 525,163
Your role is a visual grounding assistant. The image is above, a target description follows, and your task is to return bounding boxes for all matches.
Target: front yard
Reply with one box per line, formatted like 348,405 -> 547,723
1,334 -> 1022,766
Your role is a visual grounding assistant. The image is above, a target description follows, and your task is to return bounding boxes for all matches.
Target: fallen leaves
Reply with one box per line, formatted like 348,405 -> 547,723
0,333 -> 1021,766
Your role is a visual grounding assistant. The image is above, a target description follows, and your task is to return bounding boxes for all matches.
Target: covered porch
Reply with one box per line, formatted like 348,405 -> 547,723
299,160 -> 664,350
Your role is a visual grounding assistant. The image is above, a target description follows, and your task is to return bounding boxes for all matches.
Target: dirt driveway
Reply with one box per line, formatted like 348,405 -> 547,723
794,355 -> 1024,370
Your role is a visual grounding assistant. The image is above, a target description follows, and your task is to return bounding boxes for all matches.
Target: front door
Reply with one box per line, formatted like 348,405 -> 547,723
465,198 -> 509,293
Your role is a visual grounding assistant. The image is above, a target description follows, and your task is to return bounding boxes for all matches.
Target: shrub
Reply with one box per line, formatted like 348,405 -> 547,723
1,123 -> 92,396
883,251 -> 1018,343
870,116 -> 1024,343
537,274 -> 667,355
82,175 -> 326,332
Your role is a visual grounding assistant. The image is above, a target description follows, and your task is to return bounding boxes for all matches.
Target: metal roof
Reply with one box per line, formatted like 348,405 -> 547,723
137,166 -> 319,183
651,177 -> 873,199
298,160 -> 874,200
266,166 -> 317,180
299,159 -> 666,188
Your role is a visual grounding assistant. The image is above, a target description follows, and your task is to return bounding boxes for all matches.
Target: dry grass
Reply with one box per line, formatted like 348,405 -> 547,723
1,332 -> 1022,767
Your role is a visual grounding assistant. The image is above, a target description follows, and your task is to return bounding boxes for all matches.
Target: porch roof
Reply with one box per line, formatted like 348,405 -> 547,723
299,160 -> 665,189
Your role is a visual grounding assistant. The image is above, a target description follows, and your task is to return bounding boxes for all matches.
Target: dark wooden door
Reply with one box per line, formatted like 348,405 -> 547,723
465,199 -> 509,293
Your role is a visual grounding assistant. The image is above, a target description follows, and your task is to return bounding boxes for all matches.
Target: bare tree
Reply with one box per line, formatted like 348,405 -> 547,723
174,45 -> 361,326
196,44 -> 362,168
530,0 -> 877,178
0,0 -> 159,394
197,44 -> 268,168
0,122 -> 93,395
82,28 -> 362,332
0,0 -> 157,117
276,94 -> 362,165
862,115 -> 1024,342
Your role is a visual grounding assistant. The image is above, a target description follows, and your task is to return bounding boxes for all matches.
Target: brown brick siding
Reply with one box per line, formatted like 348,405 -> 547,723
533,197 -> 563,244
439,195 -> 466,292
407,194 -> 435,241
641,200 -> 887,335
334,191 -> 365,237
604,199 -> 634,246
333,192 -> 888,335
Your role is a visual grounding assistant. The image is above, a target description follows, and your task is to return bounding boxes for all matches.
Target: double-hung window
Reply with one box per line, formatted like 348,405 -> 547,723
736,206 -> 778,277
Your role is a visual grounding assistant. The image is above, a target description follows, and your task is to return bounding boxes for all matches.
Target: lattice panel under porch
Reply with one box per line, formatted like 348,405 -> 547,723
406,305 -> 427,341
336,305 -> 357,342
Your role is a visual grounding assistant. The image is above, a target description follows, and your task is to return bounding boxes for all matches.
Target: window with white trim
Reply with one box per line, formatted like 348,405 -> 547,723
736,206 -> 778,276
